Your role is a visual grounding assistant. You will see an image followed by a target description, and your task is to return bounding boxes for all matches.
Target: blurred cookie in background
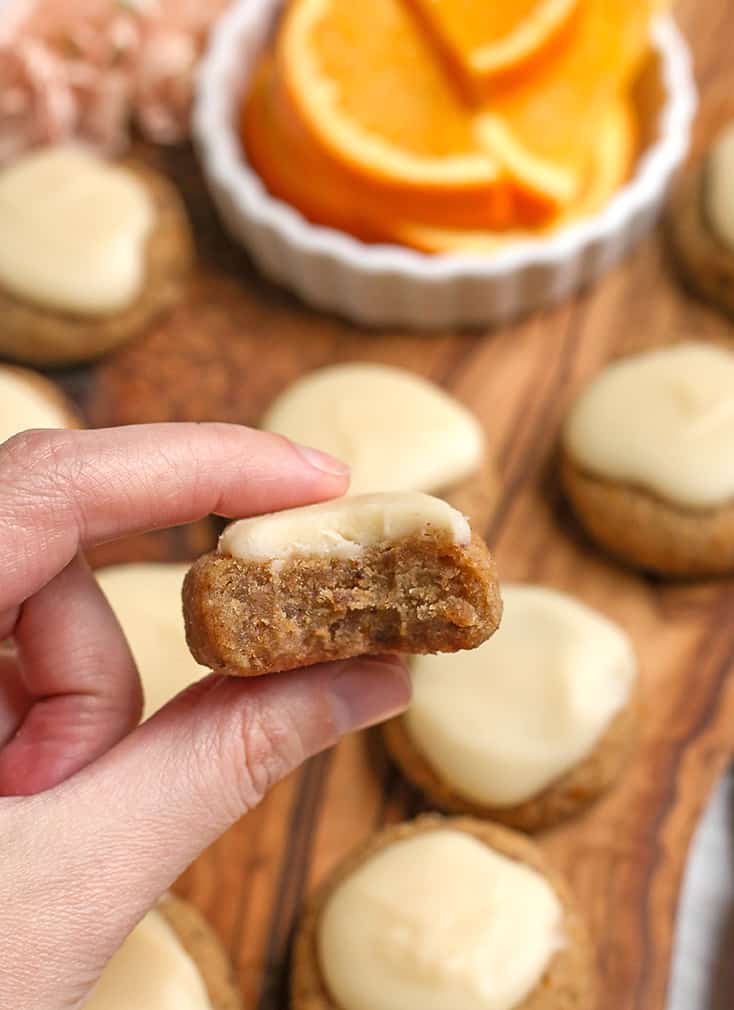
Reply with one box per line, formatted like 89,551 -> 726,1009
263,362 -> 499,527
0,146 -> 193,367
95,562 -> 207,720
385,584 -> 638,832
667,121 -> 734,318
291,815 -> 594,1010
561,341 -> 734,576
84,894 -> 241,1010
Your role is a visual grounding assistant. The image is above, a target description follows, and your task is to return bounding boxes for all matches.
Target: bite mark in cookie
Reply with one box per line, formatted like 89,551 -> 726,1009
183,492 -> 501,677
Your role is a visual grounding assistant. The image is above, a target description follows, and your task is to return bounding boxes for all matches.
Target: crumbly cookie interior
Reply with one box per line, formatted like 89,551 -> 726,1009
184,531 -> 500,675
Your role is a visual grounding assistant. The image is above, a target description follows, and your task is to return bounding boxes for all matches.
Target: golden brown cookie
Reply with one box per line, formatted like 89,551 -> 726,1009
183,494 -> 501,677
666,158 -> 734,317
0,161 -> 194,368
383,688 -> 639,832
291,815 -> 595,1010
561,452 -> 734,577
158,894 -> 242,1010
260,361 -> 501,529
560,341 -> 734,577
383,582 -> 639,831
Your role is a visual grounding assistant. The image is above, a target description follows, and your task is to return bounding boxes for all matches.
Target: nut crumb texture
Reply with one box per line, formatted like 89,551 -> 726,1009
183,507 -> 501,677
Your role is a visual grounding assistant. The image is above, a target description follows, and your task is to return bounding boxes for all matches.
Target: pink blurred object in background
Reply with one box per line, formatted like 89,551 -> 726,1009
0,0 -> 230,163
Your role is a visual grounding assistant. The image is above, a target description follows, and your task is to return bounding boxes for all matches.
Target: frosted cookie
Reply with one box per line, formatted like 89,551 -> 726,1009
668,122 -> 734,317
183,492 -> 501,677
96,563 -> 207,719
561,341 -> 734,576
0,363 -> 80,443
385,585 -> 638,832
0,146 -> 194,367
291,816 -> 594,1010
262,364 -> 497,525
83,894 -> 241,1010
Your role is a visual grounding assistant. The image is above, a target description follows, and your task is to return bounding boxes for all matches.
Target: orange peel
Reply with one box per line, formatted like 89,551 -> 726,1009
402,0 -> 579,87
277,0 -> 502,192
391,98 -> 636,253
246,55 -> 553,233
478,0 -> 655,203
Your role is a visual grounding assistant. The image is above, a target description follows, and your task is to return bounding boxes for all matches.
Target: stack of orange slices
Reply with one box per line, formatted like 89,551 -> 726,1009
240,0 -> 660,253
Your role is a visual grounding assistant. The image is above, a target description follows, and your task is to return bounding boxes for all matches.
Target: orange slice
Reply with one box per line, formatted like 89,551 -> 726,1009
242,60 -> 386,240
568,97 -> 636,219
244,51 -> 553,233
401,0 -> 579,87
269,61 -> 551,230
393,97 -> 636,254
477,0 -> 655,203
245,60 -> 520,238
277,0 -> 503,194
244,57 -> 634,254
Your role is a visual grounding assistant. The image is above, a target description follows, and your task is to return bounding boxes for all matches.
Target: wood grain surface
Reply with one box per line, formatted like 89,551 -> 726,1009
54,1 -> 734,1007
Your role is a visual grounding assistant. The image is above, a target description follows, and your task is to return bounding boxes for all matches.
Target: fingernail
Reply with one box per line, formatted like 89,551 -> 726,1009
294,442 -> 350,478
329,657 -> 412,735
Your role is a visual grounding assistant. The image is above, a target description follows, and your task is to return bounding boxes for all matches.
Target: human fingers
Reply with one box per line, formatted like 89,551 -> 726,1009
0,422 -> 348,614
0,656 -> 410,1010
0,552 -> 142,796
0,648 -> 29,749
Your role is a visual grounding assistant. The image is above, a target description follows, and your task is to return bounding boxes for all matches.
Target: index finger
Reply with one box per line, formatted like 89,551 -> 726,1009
0,422 -> 349,612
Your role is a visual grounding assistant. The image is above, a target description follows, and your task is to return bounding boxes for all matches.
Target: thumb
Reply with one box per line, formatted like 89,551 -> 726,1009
48,656 -> 409,950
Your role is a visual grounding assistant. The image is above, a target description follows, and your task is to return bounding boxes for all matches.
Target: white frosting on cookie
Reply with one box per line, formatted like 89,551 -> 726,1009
96,563 -> 206,719
563,342 -> 734,509
0,367 -> 72,445
83,908 -> 212,1010
318,829 -> 563,1010
407,584 -> 636,807
263,363 -> 484,496
219,492 -> 470,563
0,146 -> 154,315
706,121 -> 734,251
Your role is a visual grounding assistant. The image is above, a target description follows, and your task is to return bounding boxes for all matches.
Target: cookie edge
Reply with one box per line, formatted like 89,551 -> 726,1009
666,160 -> 734,317
382,681 -> 639,832
290,814 -> 596,1010
560,451 -> 734,577
0,159 -> 195,367
158,893 -> 243,1010
182,530 -> 502,677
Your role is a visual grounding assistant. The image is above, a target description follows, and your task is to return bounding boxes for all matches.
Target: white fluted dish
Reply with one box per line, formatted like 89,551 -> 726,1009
193,2 -> 696,329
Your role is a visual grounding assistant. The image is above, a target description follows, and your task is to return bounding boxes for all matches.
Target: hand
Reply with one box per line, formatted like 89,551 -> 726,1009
0,423 -> 410,1010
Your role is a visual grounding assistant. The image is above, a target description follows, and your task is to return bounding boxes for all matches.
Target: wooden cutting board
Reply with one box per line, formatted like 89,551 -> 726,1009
56,1 -> 734,1006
